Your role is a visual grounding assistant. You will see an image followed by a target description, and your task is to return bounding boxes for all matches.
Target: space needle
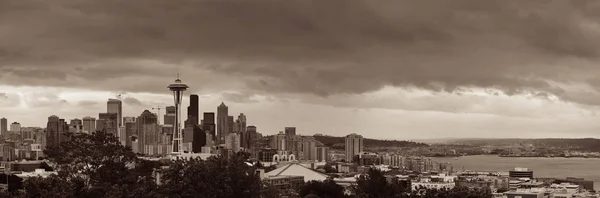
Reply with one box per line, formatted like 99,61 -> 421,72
168,75 -> 188,155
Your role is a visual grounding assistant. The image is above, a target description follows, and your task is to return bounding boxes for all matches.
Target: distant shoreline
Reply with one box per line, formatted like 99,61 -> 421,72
445,154 -> 600,159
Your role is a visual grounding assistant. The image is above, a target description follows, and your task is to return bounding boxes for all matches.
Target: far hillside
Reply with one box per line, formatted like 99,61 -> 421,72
450,138 -> 600,152
314,134 -> 429,150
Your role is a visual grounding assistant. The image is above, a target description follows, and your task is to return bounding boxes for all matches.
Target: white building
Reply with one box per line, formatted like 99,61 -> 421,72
265,162 -> 329,182
411,182 -> 455,190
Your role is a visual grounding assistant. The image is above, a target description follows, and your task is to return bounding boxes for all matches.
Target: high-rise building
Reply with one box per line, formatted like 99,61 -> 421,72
187,94 -> 199,126
345,133 -> 363,162
123,117 -> 136,148
10,122 -> 21,134
98,113 -> 118,135
225,133 -> 240,152
227,116 -> 234,136
82,116 -> 96,134
183,124 -> 206,153
46,116 -> 68,148
69,119 -> 83,133
136,110 -> 160,155
202,112 -> 216,141
0,118 -> 7,136
217,102 -> 229,144
285,127 -> 296,137
246,126 -> 258,150
107,99 -> 123,127
164,106 -> 176,127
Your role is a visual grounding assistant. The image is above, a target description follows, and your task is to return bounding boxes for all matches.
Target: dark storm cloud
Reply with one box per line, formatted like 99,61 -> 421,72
2,0 -> 600,105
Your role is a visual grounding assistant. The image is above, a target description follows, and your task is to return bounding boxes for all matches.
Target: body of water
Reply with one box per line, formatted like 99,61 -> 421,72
433,155 -> 600,190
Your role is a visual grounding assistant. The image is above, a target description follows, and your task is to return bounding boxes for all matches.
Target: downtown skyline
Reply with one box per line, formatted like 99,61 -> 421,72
3,0 -> 600,139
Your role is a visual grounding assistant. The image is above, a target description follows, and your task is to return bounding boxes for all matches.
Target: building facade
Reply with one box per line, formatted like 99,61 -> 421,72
217,102 -> 229,144
225,133 -> 241,152
107,99 -> 123,127
0,118 -> 6,136
82,116 -> 96,134
46,116 -> 68,148
69,119 -> 83,133
345,133 -> 363,162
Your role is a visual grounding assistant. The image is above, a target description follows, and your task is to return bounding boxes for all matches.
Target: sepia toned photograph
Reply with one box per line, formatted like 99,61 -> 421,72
1,0 -> 600,197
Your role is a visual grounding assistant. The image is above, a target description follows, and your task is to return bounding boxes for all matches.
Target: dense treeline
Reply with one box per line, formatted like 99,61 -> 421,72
0,131 -> 489,198
314,135 -> 429,150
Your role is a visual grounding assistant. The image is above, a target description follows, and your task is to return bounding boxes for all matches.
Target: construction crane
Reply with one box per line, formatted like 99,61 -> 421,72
152,106 -> 163,125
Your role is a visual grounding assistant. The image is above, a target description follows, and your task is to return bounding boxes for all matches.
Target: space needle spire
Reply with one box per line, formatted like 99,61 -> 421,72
168,74 -> 188,155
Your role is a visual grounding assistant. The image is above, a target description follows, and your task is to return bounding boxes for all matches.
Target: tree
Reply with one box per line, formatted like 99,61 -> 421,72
27,130 -> 161,197
322,163 -> 337,173
298,179 -> 347,198
351,169 -> 399,198
159,153 -> 262,198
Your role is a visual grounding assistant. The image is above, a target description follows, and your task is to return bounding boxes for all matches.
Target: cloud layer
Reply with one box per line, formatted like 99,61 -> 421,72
4,0 -> 600,104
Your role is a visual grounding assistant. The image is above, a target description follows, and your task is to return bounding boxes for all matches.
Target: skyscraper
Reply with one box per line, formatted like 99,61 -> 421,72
345,133 -> 363,162
187,94 -> 199,126
123,117 -> 136,148
202,112 -> 216,142
107,99 -> 123,127
246,126 -> 258,149
164,106 -> 176,127
217,102 -> 229,144
82,116 -> 96,134
46,115 -> 68,148
237,113 -> 249,149
168,77 -> 188,155
136,110 -> 160,155
0,118 -> 7,136
183,124 -> 206,153
227,116 -> 234,135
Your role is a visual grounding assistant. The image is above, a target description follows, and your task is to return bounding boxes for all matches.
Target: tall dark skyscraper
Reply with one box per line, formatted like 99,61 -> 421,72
0,118 -> 6,136
227,116 -> 234,134
46,115 -> 69,148
187,94 -> 199,126
202,112 -> 216,142
217,102 -> 229,144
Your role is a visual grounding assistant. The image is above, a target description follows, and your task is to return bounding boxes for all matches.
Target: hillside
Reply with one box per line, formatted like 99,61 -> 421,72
314,134 -> 429,150
450,138 -> 600,152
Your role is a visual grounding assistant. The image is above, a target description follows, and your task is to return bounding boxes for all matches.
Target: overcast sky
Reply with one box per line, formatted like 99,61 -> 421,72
2,0 -> 600,139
